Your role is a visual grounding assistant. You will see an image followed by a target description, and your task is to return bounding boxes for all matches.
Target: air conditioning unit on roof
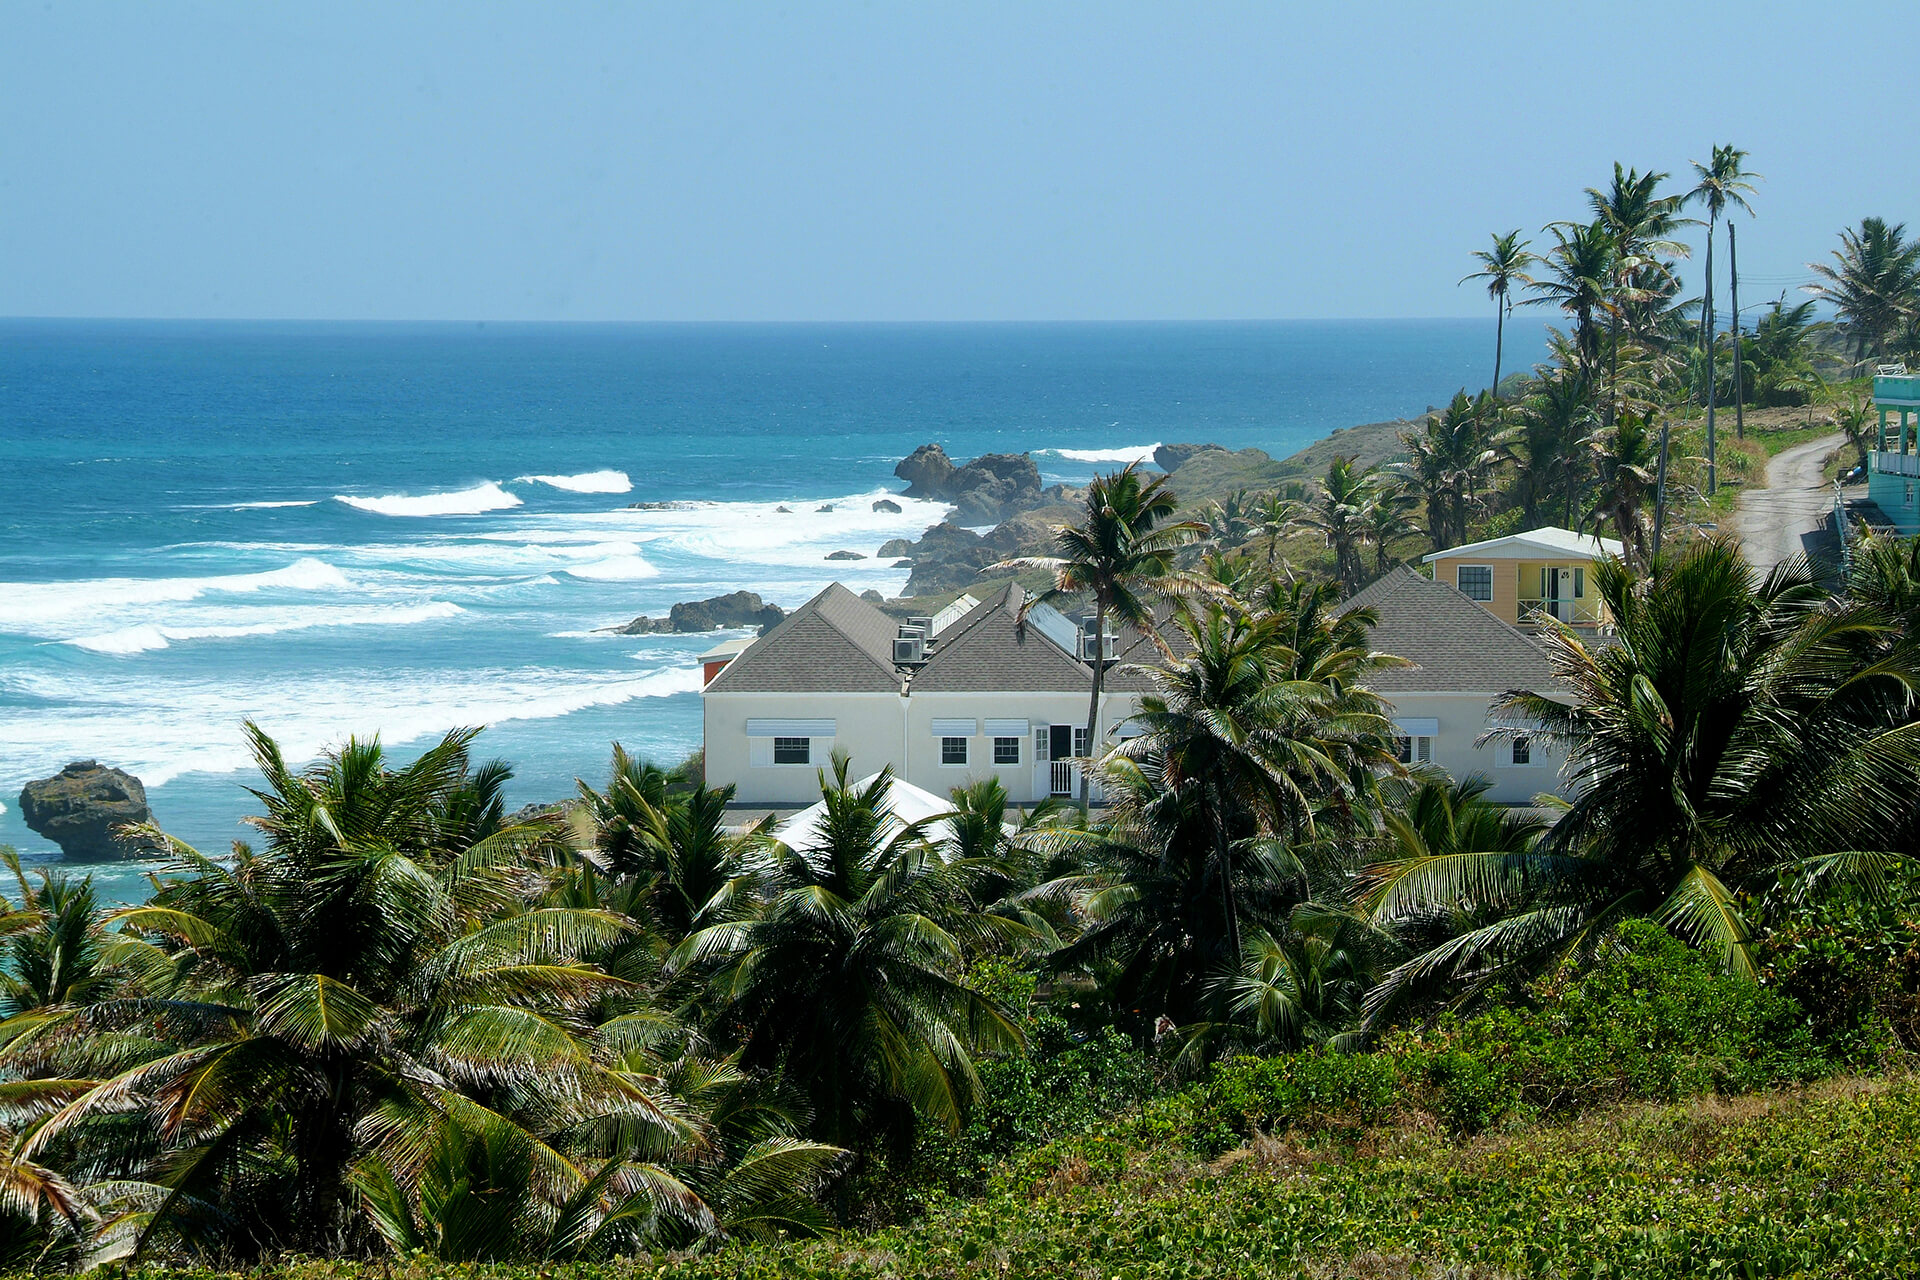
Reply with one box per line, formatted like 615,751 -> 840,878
1078,630 -> 1117,661
893,625 -> 927,665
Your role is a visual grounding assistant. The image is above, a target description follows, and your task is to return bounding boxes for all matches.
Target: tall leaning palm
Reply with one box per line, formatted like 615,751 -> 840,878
1360,541 -> 1920,1014
1687,145 -> 1759,489
1523,219 -> 1617,385
989,463 -> 1208,810
1291,455 -> 1385,594
1461,231 -> 1536,398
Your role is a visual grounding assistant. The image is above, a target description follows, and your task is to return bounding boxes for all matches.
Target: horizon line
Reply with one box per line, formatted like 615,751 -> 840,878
0,313 -> 1509,327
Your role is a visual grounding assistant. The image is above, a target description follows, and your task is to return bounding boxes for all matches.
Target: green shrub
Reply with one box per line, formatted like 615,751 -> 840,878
1188,1050 -> 1400,1154
1760,877 -> 1920,1060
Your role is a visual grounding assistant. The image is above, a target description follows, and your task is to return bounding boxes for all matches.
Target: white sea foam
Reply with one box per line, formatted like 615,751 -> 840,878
517,470 -> 633,494
1039,442 -> 1162,465
0,559 -> 353,630
0,662 -> 703,788
558,555 -> 660,581
335,482 -> 523,517
229,500 -> 321,509
63,601 -> 464,655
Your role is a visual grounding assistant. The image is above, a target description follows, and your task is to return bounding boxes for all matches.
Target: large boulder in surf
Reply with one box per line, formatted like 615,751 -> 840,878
895,444 -> 959,498
893,445 -> 1044,523
17,761 -> 152,861
610,591 -> 788,636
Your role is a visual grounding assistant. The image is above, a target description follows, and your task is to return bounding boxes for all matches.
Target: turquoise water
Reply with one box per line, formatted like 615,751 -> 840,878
0,319 -> 1536,901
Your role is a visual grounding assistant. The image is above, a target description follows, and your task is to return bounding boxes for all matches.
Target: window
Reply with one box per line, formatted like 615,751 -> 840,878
1573,566 -> 1585,599
941,736 -> 968,766
1073,727 -> 1090,758
1511,736 -> 1532,765
1395,735 -> 1434,764
772,737 -> 811,765
993,736 -> 1021,765
1457,565 -> 1493,601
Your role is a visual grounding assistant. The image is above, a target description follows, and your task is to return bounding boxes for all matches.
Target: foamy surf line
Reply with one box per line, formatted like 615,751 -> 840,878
516,470 -> 632,494
1,559 -> 353,629
1037,442 -> 1162,464
62,601 -> 465,655
0,664 -> 705,789
335,481 -> 523,517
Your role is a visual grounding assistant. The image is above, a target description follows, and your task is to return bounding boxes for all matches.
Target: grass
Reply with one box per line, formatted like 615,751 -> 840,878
119,1073 -> 1920,1280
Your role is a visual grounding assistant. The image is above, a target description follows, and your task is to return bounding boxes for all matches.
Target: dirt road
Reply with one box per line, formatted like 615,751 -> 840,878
1732,433 -> 1845,574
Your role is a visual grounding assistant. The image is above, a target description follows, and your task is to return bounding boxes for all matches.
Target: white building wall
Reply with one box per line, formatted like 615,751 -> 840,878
1378,691 -> 1572,804
903,690 -> 1146,804
703,687 -> 1150,807
702,691 -> 905,805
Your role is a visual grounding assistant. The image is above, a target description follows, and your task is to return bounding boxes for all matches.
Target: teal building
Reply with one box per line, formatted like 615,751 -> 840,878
1868,371 -> 1920,533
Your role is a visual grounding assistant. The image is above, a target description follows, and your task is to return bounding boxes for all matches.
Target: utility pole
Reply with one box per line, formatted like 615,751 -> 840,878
1730,221 -> 1746,442
1705,229 -> 1718,496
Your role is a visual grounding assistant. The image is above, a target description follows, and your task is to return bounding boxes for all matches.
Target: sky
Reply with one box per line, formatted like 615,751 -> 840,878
0,1 -> 1904,322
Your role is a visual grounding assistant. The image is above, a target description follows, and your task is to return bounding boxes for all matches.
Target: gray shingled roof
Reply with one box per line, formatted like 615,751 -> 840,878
1339,566 -> 1563,693
704,583 -> 902,693
908,584 -> 1094,692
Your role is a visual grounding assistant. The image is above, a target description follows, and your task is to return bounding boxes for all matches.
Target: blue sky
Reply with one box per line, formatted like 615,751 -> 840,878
0,1 -> 1898,321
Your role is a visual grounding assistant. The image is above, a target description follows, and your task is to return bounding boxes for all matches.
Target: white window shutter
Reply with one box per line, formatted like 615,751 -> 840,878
749,738 -> 772,768
1033,726 -> 1049,760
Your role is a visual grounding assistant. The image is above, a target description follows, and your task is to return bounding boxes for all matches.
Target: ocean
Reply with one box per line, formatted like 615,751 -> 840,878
0,319 -> 1534,903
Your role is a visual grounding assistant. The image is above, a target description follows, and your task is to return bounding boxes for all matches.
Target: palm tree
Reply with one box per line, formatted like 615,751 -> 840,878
0,860 -> 120,1017
1523,219 -> 1618,384
1397,391 -> 1495,552
669,758 -> 1027,1152
1806,217 -> 1920,368
1250,486 -> 1305,571
988,464 -> 1209,810
1687,145 -> 1759,489
1586,411 -> 1658,568
1831,393 -> 1876,472
1291,455 -> 1384,594
1364,481 -> 1421,578
2,725 -> 735,1262
1461,231 -> 1536,398
1586,164 -> 1690,424
1504,368 -> 1597,528
1361,542 -> 1920,1010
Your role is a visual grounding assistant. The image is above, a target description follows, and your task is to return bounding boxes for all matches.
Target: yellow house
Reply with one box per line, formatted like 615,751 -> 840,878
1422,526 -> 1623,631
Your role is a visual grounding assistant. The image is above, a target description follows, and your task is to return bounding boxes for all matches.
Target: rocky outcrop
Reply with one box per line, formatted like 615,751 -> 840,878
825,550 -> 867,561
610,591 -> 787,636
871,499 -> 902,513
877,537 -> 915,558
1152,442 -> 1226,473
898,504 -> 1076,596
17,761 -> 151,861
892,444 -> 1045,524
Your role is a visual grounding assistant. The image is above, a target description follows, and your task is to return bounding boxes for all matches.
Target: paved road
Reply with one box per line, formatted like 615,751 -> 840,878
1733,433 -> 1845,574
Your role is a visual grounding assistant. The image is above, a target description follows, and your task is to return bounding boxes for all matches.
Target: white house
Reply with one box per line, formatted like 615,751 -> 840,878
701,583 -> 1160,806
1340,565 -> 1576,804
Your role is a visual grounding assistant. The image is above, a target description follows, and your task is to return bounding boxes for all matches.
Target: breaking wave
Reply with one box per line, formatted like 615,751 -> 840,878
1038,442 -> 1162,465
516,470 -> 633,494
335,482 -> 523,517
64,601 -> 464,655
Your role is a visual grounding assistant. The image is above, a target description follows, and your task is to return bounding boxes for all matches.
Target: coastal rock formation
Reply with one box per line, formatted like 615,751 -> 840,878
17,761 -> 151,861
877,537 -> 914,558
871,498 -> 902,513
898,504 -> 1076,596
892,444 -> 1044,524
1152,442 -> 1226,473
610,591 -> 787,636
825,549 -> 866,560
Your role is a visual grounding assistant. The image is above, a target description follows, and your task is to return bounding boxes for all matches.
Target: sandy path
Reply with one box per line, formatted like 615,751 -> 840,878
1732,433 -> 1844,574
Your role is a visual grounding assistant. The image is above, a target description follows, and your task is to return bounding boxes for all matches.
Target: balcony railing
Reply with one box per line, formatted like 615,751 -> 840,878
1876,373 -> 1920,405
1872,449 -> 1920,478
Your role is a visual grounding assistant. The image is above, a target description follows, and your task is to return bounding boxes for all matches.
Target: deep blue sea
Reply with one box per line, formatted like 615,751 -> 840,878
0,319 -> 1535,902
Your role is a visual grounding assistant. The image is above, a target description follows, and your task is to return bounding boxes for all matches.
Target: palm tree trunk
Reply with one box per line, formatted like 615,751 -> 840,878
1079,599 -> 1105,814
1730,221 -> 1746,442
1492,294 -> 1505,399
1652,413 -> 1671,561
